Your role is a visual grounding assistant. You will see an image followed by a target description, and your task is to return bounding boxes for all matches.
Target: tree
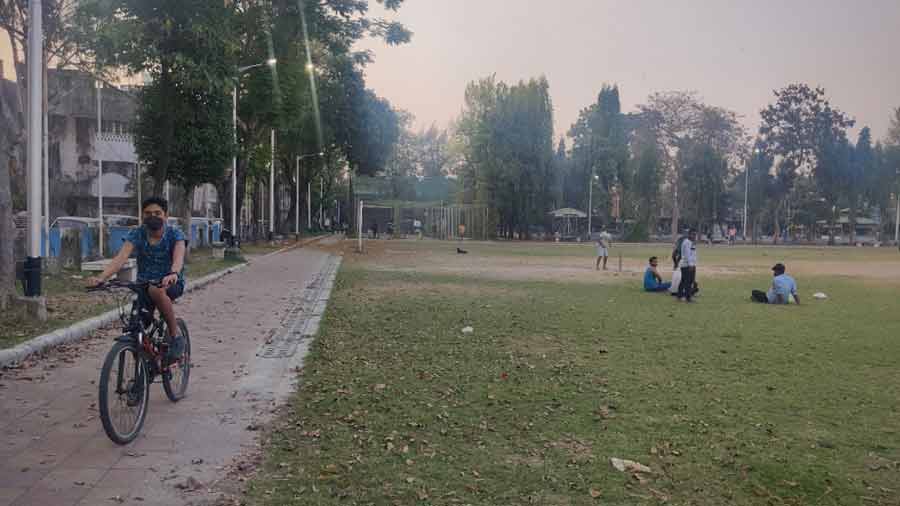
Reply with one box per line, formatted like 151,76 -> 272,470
886,107 -> 900,148
759,84 -> 854,243
567,85 -> 628,227
626,123 -> 662,240
457,75 -> 554,238
744,143 -> 776,243
637,91 -> 745,236
0,81 -> 15,309
849,127 -> 874,244
813,126 -> 852,245
81,0 -> 239,240
418,124 -> 450,178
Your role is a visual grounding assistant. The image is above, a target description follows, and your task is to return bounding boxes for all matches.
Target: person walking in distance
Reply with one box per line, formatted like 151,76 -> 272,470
677,229 -> 698,302
595,229 -> 610,271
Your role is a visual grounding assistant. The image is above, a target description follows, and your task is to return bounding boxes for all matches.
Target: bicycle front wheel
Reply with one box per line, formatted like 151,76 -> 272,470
98,340 -> 149,445
162,319 -> 191,402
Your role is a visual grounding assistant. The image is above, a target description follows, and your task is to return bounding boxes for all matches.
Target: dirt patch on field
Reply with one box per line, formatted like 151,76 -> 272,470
336,239 -> 900,285
360,280 -> 519,299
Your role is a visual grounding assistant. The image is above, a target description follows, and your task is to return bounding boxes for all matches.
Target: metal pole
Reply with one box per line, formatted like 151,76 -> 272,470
358,200 -> 363,252
743,163 -> 749,240
269,129 -> 275,237
295,156 -> 300,236
25,0 -> 43,295
42,66 -> 49,257
319,177 -> 324,228
231,85 -> 238,240
136,163 -> 142,225
307,181 -> 312,230
96,82 -> 104,257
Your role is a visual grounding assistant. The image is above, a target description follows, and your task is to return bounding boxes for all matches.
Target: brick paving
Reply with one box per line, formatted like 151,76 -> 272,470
0,242 -> 340,506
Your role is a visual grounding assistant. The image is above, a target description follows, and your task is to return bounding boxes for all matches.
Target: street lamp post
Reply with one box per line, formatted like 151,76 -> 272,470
295,152 -> 324,235
96,81 -> 104,258
232,59 -> 276,244
269,129 -> 275,239
24,0 -> 43,296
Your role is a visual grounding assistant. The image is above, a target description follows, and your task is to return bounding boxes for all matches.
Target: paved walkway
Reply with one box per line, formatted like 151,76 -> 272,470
0,241 -> 340,506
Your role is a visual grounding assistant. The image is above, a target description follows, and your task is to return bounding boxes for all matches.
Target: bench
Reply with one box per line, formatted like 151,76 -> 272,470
82,258 -> 137,282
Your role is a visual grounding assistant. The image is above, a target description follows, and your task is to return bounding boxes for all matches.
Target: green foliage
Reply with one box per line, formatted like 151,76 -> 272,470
566,85 -> 629,220
457,75 -> 555,238
81,0 -> 239,192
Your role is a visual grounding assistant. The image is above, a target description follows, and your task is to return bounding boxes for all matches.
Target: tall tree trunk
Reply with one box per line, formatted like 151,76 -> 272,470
0,134 -> 15,310
828,212 -> 836,246
773,200 -> 781,245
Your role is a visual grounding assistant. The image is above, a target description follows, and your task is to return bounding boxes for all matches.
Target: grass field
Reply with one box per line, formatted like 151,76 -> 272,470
247,240 -> 900,505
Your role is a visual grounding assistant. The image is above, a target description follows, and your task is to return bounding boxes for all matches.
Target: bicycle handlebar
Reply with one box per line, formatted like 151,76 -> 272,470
86,279 -> 164,293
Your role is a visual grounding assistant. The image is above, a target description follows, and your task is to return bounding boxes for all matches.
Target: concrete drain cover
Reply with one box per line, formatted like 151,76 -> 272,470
259,255 -> 341,359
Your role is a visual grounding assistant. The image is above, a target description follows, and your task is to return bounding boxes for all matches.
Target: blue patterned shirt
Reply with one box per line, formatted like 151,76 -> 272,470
125,225 -> 186,282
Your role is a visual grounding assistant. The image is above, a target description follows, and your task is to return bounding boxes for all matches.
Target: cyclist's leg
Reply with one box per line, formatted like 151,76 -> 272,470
148,283 -> 182,338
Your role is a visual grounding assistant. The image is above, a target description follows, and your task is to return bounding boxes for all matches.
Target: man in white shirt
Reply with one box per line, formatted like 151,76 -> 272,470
595,230 -> 611,271
677,229 -> 698,302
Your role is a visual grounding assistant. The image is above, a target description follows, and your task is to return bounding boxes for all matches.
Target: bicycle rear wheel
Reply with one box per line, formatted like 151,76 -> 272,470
163,318 -> 191,402
98,340 -> 149,445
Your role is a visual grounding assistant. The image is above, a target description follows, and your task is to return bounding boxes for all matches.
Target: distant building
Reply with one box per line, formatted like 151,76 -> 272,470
2,69 -> 218,220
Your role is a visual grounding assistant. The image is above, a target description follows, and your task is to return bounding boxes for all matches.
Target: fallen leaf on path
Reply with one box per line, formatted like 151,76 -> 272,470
589,488 -> 602,498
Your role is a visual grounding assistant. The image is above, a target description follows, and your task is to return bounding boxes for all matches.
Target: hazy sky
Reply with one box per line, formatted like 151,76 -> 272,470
358,0 -> 900,141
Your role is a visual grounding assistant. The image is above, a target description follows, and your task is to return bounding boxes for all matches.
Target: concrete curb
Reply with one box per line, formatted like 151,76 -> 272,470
0,234 -> 337,368
0,263 -> 248,369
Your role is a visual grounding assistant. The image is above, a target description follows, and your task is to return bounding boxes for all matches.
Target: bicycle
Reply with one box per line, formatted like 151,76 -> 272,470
87,279 -> 191,444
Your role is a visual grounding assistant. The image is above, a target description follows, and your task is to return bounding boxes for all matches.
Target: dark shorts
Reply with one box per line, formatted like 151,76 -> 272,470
166,280 -> 185,301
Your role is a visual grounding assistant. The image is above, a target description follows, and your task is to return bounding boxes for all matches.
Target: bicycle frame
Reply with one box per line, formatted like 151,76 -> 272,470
110,283 -> 173,383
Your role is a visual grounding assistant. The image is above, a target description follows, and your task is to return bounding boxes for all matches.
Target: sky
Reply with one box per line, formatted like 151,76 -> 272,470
357,0 -> 900,142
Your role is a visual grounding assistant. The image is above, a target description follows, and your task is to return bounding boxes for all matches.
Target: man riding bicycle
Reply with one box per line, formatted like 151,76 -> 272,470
87,197 -> 186,359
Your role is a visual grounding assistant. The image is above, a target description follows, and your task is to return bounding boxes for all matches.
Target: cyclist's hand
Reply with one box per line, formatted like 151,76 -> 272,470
161,273 -> 178,289
85,276 -> 104,288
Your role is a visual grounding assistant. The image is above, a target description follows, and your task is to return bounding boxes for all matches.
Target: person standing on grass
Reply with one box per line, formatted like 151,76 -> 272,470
595,229 -> 610,270
643,256 -> 672,292
677,229 -> 698,302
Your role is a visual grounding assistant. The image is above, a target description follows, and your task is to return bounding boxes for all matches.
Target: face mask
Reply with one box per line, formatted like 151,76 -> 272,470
145,216 -> 164,231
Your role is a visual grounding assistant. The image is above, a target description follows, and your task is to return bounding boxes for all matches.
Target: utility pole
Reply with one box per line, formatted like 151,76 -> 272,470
96,81 -> 104,258
295,156 -> 300,236
269,129 -> 275,239
24,0 -> 44,296
743,160 -> 750,240
231,86 -> 237,241
136,163 -> 142,225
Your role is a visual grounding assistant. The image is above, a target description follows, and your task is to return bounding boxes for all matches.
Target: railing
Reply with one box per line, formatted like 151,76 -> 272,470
98,132 -> 133,143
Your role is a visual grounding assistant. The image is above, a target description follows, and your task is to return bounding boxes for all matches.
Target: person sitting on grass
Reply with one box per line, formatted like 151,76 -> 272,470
86,197 -> 187,359
751,263 -> 799,305
643,256 -> 672,292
